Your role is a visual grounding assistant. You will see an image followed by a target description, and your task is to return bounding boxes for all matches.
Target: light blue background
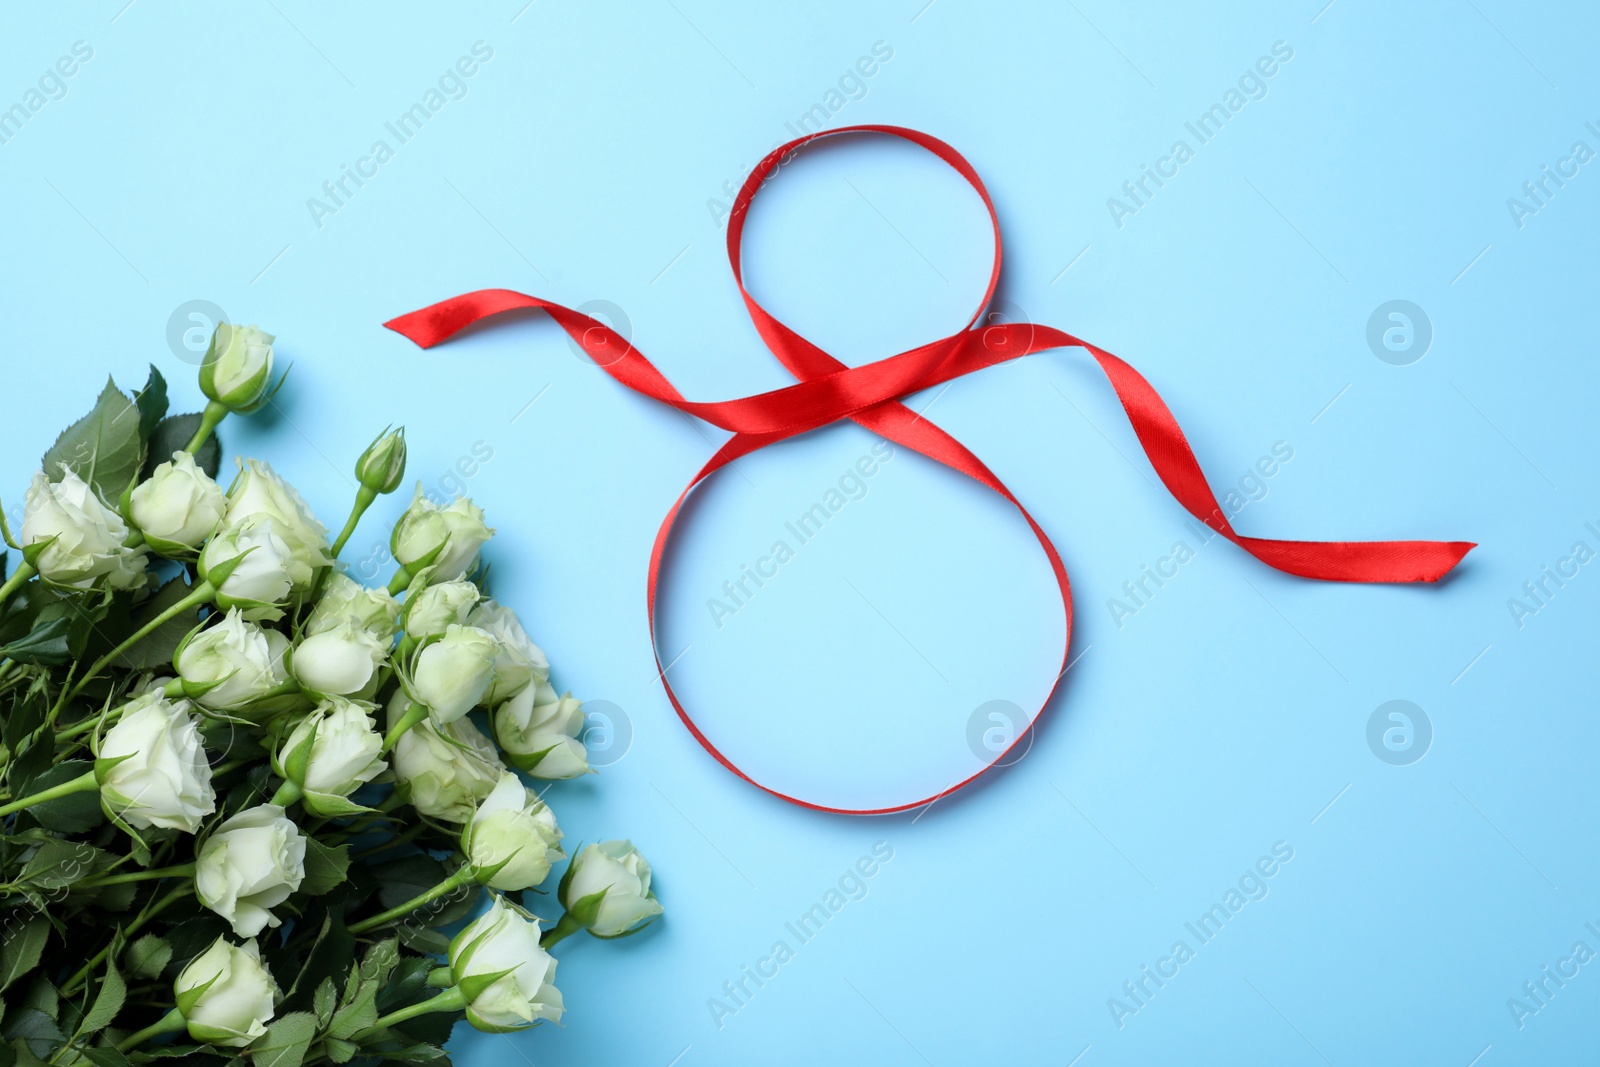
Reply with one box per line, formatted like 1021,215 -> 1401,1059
2,1 -> 1597,1063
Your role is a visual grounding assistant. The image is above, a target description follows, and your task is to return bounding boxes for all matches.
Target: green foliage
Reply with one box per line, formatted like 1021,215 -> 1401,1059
0,362 -> 647,1067
41,379 -> 144,503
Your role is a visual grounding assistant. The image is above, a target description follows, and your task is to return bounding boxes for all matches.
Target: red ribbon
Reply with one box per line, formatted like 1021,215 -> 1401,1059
385,124 -> 1474,816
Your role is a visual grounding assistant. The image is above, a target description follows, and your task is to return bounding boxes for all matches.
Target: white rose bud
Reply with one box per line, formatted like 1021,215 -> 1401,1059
195,803 -> 306,937
95,692 -> 215,833
468,600 -> 549,705
389,693 -> 504,823
411,624 -> 498,724
198,519 -> 295,621
448,897 -> 563,1031
199,323 -> 276,414
291,619 -> 387,698
493,682 -> 590,779
560,840 -> 663,938
273,697 -> 386,816
174,608 -> 293,713
224,459 -> 332,592
20,468 -> 147,590
175,936 -> 279,1048
305,572 -> 399,639
403,579 -> 479,641
462,772 -> 564,890
391,487 -> 494,582
128,451 -> 226,555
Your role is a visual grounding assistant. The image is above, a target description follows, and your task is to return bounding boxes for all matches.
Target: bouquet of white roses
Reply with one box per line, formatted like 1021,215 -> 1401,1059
0,324 -> 660,1065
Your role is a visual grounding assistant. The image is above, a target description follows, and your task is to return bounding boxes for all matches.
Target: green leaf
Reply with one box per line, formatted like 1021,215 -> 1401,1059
393,925 -> 450,955
384,1043 -> 451,1064
0,619 -> 71,667
1,1008 -> 62,1060
377,955 -> 437,1013
79,959 -> 126,1034
18,761 -> 102,834
312,978 -> 337,1028
134,365 -> 169,446
123,934 -> 172,980
111,579 -> 202,670
82,1048 -> 135,1067
371,856 -> 447,914
0,917 -> 48,992
326,940 -> 398,1041
247,1011 -> 316,1067
299,838 -> 350,897
323,1037 -> 359,1064
10,1036 -> 49,1066
20,839 -> 110,889
41,378 -> 144,503
146,413 -> 220,480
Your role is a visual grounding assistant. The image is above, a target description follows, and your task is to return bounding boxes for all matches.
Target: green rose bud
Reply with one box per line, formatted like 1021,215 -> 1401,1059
199,324 -> 276,414
356,426 -> 408,495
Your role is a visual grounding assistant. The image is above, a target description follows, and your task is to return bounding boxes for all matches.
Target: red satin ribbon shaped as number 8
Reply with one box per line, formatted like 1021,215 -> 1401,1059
385,124 -> 1475,816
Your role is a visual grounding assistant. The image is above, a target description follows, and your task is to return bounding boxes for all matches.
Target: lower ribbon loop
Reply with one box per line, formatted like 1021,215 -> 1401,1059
384,124 -> 1474,815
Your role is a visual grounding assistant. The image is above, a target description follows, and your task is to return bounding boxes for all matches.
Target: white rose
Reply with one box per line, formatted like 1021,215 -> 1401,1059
199,519 -> 295,621
199,323 -> 276,414
411,624 -> 498,723
96,692 -> 215,833
224,459 -> 331,592
128,451 -> 226,555
448,897 -> 562,1031
291,619 -> 387,698
389,693 -> 504,823
391,487 -> 493,582
560,840 -> 663,938
468,600 -> 549,705
462,772 -> 564,890
195,803 -> 306,937
403,580 -> 479,641
274,696 -> 386,816
493,682 -> 590,779
175,936 -> 279,1048
305,572 -> 399,639
174,608 -> 293,712
20,468 -> 147,590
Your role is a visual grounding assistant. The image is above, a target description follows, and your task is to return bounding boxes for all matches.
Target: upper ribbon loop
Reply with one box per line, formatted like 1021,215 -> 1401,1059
384,124 -> 1475,815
